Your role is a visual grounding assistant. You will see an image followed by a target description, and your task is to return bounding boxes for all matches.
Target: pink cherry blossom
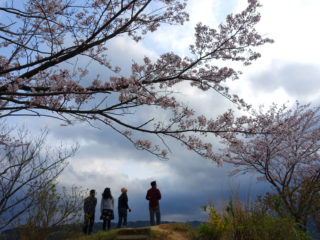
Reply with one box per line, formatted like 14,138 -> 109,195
221,102 -> 320,229
0,0 -> 272,160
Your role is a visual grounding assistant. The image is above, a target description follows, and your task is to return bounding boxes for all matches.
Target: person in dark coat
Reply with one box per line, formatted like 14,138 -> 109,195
100,188 -> 114,231
117,188 -> 131,228
83,189 -> 97,235
146,181 -> 161,226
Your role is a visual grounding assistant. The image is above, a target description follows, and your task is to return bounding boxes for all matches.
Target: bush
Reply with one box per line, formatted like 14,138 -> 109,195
196,223 -> 223,240
20,184 -> 84,240
225,212 -> 311,240
195,197 -> 312,240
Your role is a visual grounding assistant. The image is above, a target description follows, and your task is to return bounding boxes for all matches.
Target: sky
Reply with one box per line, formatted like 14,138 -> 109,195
7,0 -> 320,223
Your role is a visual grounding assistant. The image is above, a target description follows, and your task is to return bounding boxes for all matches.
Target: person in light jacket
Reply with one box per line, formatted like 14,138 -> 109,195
100,188 -> 114,231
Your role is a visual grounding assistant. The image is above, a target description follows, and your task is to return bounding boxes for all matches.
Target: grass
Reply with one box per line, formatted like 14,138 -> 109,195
170,222 -> 194,232
74,227 -> 169,240
148,230 -> 169,240
75,229 -> 119,240
74,223 -> 196,240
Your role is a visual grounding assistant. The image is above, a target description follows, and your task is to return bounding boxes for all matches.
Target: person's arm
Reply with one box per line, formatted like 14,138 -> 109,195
125,195 -> 131,211
158,190 -> 161,200
125,195 -> 129,209
84,198 -> 91,217
112,197 -> 114,209
100,199 -> 103,213
146,190 -> 150,200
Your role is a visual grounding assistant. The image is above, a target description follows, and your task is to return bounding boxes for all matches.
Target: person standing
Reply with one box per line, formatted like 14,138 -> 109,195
100,188 -> 114,231
117,188 -> 131,228
146,181 -> 161,226
83,189 -> 97,235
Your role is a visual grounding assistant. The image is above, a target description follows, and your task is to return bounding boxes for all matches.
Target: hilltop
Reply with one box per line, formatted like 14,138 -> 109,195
0,221 -> 202,240
75,223 -> 195,240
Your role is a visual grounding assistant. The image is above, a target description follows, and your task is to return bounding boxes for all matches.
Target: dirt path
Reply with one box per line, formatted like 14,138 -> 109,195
150,224 -> 189,240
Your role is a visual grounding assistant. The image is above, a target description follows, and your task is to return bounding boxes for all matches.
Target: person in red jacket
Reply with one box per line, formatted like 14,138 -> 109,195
146,181 -> 161,225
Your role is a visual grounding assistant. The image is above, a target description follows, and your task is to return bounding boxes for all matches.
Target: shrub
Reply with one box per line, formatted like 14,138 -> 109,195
196,197 -> 312,240
196,223 -> 223,240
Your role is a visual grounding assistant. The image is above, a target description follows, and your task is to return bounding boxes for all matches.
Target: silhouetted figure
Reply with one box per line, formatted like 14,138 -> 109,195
83,189 -> 97,235
146,181 -> 161,226
100,188 -> 114,231
117,188 -> 131,228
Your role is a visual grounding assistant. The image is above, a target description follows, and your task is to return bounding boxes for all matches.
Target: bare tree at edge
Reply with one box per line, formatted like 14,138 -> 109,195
0,123 -> 77,230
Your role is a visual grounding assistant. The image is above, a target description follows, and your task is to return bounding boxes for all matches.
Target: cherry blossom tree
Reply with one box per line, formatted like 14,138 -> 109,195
222,102 -> 320,229
0,0 -> 273,160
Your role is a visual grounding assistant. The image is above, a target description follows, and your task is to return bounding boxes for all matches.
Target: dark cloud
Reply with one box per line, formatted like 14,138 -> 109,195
6,28 -> 274,223
57,130 -> 271,222
250,62 -> 320,99
9,97 -> 271,223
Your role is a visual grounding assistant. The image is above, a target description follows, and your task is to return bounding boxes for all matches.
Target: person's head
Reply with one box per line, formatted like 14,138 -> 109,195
90,189 -> 96,197
121,187 -> 127,193
102,187 -> 112,199
151,181 -> 157,188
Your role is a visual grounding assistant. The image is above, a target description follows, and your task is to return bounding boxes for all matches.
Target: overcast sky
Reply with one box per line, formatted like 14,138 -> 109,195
11,0 -> 320,223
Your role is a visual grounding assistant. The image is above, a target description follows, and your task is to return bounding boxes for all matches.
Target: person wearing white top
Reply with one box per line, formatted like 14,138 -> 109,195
100,188 -> 114,231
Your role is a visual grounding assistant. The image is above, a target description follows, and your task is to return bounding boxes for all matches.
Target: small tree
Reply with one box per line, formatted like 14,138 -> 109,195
0,122 -> 77,230
311,196 -> 320,235
21,184 -> 85,240
222,102 -> 320,230
0,0 -> 273,160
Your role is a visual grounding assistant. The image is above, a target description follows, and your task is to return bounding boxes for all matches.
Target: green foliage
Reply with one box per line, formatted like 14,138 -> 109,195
195,197 -> 312,240
20,183 -> 84,240
196,223 -> 223,240
225,209 -> 311,240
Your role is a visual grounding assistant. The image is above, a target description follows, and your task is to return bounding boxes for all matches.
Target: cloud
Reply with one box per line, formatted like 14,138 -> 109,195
54,122 -> 270,222
227,0 -> 320,108
249,62 -> 320,100
142,0 -> 239,55
7,0 -> 320,223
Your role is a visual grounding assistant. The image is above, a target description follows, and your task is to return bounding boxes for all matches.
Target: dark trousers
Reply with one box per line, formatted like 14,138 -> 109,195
149,206 -> 160,226
117,208 -> 127,228
102,219 -> 111,231
83,214 -> 94,235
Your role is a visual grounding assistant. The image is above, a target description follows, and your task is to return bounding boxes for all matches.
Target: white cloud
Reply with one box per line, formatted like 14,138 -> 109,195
142,0 -> 237,55
228,0 -> 320,107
